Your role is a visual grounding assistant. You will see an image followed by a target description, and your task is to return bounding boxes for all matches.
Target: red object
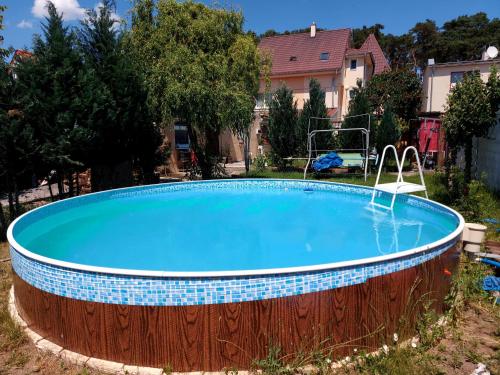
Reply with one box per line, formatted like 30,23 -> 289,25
443,268 -> 452,276
190,150 -> 197,165
259,31 -> 388,77
418,118 -> 441,153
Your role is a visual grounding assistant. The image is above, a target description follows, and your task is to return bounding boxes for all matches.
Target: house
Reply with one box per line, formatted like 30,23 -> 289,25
219,23 -> 389,164
421,56 -> 500,190
168,24 -> 388,173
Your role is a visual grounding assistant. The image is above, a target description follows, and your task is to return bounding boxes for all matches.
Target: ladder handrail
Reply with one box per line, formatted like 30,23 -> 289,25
371,145 -> 400,204
399,146 -> 428,199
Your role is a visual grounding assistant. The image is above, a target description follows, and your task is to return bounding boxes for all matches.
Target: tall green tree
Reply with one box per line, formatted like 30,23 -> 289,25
340,81 -> 372,150
78,0 -> 162,191
298,79 -> 331,156
365,68 -> 422,121
15,2 -> 84,198
127,0 -> 259,179
487,65 -> 500,117
443,72 -> 495,183
267,85 -> 299,170
375,105 -> 400,154
0,6 -> 39,237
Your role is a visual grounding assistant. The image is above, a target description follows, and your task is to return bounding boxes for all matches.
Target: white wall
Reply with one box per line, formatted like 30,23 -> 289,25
473,114 -> 500,191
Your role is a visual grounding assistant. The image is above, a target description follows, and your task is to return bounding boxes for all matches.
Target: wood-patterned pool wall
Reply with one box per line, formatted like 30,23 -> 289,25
13,245 -> 459,372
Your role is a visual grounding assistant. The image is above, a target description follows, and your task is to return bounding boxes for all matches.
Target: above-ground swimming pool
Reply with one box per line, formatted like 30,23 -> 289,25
9,179 -> 464,371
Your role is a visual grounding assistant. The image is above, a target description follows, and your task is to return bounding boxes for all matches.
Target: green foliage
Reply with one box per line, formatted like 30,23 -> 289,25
365,68 -> 422,121
355,13 -> 500,69
298,79 -> 332,156
252,344 -> 293,375
487,65 -> 500,117
267,85 -> 299,170
375,105 -> 401,154
253,154 -> 269,172
443,72 -> 495,182
15,2 -> 85,195
127,0 -> 259,179
340,81 -> 372,150
78,0 -> 162,190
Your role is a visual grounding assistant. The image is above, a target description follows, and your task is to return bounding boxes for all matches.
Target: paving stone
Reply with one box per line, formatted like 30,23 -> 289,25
87,357 -> 124,373
35,338 -> 63,354
59,350 -> 90,366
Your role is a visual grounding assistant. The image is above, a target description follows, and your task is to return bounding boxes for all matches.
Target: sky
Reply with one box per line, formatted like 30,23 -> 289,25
1,0 -> 500,51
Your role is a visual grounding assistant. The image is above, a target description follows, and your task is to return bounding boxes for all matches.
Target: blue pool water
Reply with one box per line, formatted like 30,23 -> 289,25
13,181 -> 459,272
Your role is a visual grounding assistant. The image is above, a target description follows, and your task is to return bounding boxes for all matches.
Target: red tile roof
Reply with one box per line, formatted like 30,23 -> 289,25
259,30 -> 389,76
358,34 -> 389,74
259,29 -> 351,76
10,49 -> 33,65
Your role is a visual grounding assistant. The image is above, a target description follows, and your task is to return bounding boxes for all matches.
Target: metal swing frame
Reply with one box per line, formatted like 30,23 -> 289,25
303,113 -> 372,181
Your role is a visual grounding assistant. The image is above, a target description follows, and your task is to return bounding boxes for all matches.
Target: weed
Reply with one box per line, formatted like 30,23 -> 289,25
162,362 -> 173,375
5,349 -> 29,368
252,344 -> 295,375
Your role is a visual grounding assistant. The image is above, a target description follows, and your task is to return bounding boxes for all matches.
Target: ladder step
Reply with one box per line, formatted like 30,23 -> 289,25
374,182 -> 427,195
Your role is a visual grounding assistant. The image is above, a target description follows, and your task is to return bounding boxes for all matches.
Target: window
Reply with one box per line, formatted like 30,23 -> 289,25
256,93 -> 272,109
289,56 -> 297,61
450,71 -> 464,87
350,59 -> 357,70
320,52 -> 329,60
349,89 -> 356,99
174,124 -> 190,150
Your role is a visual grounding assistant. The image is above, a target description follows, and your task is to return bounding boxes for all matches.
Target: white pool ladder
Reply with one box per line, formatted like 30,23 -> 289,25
370,145 -> 428,210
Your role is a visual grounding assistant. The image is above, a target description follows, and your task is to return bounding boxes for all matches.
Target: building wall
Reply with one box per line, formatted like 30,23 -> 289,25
473,114 -> 500,191
341,55 -> 372,117
422,62 -> 498,113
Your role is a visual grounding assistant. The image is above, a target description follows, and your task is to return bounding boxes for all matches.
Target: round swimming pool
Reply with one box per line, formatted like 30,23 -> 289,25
8,179 -> 464,371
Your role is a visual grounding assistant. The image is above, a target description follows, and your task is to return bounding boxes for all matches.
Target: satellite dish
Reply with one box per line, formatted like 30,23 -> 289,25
486,46 -> 499,59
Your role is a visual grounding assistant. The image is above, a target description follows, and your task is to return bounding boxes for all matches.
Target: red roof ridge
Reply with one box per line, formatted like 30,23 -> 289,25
259,27 -> 352,42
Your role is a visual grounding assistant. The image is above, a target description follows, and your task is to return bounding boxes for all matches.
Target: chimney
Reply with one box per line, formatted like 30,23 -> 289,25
310,22 -> 316,38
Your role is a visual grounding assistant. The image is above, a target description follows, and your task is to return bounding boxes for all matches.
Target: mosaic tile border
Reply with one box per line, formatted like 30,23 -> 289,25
10,235 -> 459,307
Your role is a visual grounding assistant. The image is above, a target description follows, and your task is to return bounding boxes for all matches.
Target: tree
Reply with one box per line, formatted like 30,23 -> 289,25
15,2 -> 85,198
78,0 -> 163,191
365,68 -> 422,121
352,24 -> 385,48
340,81 -> 372,150
375,105 -> 400,154
409,20 -> 439,68
298,78 -> 331,156
267,85 -> 299,170
487,65 -> 500,117
443,72 -> 495,183
127,0 -> 259,179
0,6 -> 39,237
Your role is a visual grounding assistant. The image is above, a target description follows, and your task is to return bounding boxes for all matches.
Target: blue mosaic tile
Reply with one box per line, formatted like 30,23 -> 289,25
10,236 -> 459,307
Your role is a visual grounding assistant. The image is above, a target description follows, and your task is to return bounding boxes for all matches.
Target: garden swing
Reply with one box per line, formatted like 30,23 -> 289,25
303,113 -> 372,181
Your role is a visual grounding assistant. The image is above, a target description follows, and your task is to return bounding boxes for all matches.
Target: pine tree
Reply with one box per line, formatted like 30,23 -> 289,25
298,79 -> 332,156
375,105 -> 400,154
15,2 -> 86,198
340,81 -> 373,150
267,85 -> 299,170
79,0 -> 162,190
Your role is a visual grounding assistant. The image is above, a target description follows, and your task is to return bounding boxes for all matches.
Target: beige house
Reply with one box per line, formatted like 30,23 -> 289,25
422,58 -> 499,113
220,23 -> 389,162
421,57 -> 500,190
167,24 -> 388,172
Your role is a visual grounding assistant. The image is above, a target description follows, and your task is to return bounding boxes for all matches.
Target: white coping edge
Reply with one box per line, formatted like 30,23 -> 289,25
7,179 -> 465,278
8,285 -> 443,374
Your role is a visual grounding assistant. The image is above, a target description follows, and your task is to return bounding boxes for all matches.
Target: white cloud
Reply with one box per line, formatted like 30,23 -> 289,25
32,0 -> 86,21
94,2 -> 121,25
17,20 -> 33,29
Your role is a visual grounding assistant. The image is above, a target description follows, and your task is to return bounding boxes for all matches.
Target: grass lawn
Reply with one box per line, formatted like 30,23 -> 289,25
0,171 -> 499,374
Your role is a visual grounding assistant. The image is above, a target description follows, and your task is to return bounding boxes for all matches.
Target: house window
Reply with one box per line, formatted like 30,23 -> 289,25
174,123 -> 190,150
450,71 -> 464,87
320,52 -> 330,60
256,93 -> 272,109
349,89 -> 356,99
289,56 -> 297,61
350,59 -> 357,70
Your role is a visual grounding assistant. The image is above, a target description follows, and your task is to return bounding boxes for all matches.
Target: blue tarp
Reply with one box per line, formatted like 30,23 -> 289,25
483,276 -> 500,291
312,152 -> 343,171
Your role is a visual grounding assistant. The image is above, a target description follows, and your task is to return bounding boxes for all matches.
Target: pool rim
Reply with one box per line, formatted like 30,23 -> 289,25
7,178 -> 465,278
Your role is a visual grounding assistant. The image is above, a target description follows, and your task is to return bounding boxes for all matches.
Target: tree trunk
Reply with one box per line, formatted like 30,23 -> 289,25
56,170 -> 65,199
91,160 -> 134,192
47,177 -> 55,202
0,201 -> 7,241
76,172 -> 80,196
68,171 -> 75,197
464,138 -> 473,184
